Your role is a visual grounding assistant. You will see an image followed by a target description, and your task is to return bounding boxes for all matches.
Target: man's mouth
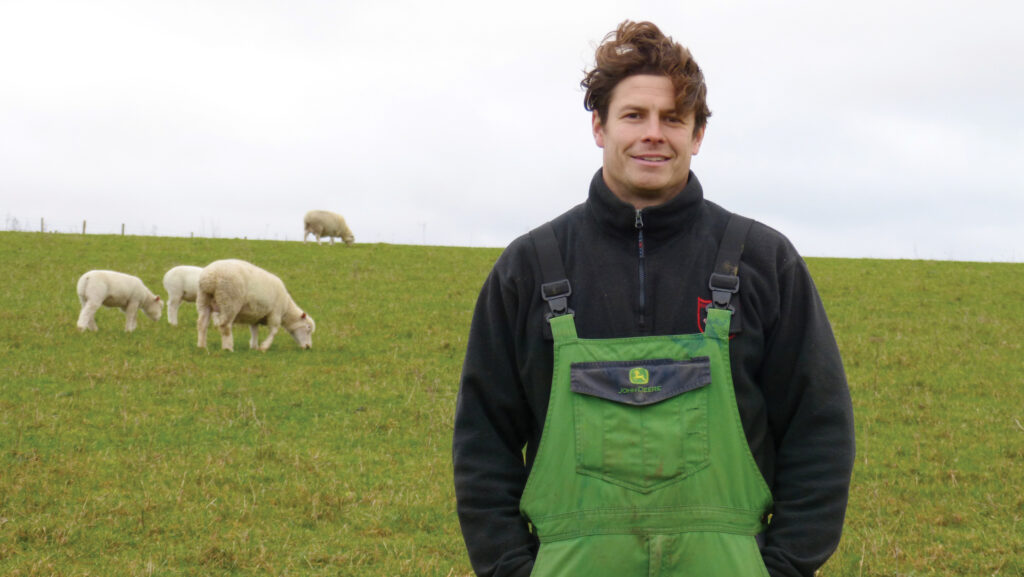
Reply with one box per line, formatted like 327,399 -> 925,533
633,154 -> 671,163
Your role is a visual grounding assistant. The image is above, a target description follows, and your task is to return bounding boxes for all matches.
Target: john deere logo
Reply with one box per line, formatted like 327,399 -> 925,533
629,368 -> 649,385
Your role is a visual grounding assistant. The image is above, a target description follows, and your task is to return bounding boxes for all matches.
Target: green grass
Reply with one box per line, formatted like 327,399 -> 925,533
812,259 -> 1024,576
0,231 -> 1021,576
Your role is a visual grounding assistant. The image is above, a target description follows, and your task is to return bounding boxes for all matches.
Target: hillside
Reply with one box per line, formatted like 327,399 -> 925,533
0,231 -> 1020,576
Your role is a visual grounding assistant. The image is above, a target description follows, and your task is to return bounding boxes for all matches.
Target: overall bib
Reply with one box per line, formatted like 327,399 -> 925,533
520,219 -> 773,576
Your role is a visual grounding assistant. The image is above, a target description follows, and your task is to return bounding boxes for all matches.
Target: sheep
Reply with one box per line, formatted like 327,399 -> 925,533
303,210 -> 354,245
196,259 -> 315,352
162,265 -> 203,326
76,270 -> 162,332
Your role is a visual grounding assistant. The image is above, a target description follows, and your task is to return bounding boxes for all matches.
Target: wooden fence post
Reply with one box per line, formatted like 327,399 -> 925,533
41,218 -> 45,233
82,220 -> 87,235
121,224 -> 125,236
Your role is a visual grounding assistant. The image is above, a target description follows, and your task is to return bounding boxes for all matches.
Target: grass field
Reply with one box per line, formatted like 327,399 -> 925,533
0,231 -> 1021,576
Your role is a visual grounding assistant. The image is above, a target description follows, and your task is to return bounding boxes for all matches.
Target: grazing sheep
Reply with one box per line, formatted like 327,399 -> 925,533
76,270 -> 162,332
162,265 -> 203,326
196,259 -> 315,352
303,210 -> 354,245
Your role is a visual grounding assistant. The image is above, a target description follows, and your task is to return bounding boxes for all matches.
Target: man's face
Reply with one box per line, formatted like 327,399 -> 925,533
593,74 -> 705,209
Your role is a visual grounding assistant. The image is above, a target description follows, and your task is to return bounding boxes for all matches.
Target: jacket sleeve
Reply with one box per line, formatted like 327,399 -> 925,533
759,254 -> 856,577
452,254 -> 538,577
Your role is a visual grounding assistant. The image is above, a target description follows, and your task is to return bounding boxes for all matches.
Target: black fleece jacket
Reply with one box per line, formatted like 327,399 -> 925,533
452,170 -> 855,577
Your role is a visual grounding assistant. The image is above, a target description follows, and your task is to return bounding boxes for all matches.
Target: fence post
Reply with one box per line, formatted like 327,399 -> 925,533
121,223 -> 125,236
82,220 -> 87,235
41,218 -> 45,233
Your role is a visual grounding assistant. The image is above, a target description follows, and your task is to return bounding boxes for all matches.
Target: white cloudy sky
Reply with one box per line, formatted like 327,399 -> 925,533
1,0 -> 1021,261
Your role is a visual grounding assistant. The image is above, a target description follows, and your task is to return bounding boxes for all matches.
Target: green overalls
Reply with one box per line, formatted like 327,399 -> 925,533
519,218 -> 773,576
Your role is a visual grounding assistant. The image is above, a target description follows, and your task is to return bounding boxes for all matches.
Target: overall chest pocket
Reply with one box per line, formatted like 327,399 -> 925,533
570,357 -> 711,493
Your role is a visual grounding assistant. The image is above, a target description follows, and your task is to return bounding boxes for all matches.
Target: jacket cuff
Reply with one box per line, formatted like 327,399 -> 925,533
508,560 -> 534,577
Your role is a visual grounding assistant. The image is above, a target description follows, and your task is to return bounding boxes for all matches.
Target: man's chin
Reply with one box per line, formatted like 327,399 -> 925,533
631,179 -> 686,199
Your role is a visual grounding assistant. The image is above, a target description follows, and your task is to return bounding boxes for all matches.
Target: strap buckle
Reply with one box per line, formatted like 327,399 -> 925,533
708,272 -> 739,311
541,279 -> 573,320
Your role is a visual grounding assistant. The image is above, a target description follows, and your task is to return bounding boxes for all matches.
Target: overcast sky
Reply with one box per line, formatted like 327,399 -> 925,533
1,0 -> 1021,262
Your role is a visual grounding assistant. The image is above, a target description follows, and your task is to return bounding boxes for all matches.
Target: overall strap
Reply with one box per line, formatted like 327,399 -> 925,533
530,222 -> 573,340
709,214 -> 754,334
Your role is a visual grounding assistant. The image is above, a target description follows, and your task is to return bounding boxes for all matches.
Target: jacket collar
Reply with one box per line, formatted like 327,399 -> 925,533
587,168 -> 705,243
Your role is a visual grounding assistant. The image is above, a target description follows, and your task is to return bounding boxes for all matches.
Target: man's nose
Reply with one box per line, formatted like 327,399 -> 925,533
641,117 -> 665,141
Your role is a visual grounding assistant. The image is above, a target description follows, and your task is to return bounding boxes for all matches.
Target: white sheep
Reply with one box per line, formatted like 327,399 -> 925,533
76,270 -> 163,332
196,259 -> 315,352
162,265 -> 203,326
303,210 -> 354,245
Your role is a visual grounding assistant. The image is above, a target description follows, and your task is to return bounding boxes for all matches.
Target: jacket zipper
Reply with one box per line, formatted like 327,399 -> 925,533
635,209 -> 646,329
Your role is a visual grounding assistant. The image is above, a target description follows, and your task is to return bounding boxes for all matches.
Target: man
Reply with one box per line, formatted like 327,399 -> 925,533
453,20 -> 855,577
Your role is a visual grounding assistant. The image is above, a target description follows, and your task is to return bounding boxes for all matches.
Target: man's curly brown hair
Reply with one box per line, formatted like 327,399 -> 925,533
582,20 -> 710,135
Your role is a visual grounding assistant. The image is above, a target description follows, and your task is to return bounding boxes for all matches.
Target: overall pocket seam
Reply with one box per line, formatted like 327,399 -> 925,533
571,358 -> 711,493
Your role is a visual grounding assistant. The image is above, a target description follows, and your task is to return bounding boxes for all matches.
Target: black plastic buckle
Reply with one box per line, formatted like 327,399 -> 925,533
708,273 -> 739,311
541,279 -> 573,319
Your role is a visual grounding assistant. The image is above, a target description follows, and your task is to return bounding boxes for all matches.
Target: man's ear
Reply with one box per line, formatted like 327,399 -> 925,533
691,124 -> 706,155
592,110 -> 605,148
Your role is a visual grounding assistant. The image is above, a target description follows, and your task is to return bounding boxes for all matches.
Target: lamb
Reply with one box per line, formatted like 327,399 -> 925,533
196,259 -> 315,352
303,210 -> 354,245
76,270 -> 163,332
162,265 -> 203,326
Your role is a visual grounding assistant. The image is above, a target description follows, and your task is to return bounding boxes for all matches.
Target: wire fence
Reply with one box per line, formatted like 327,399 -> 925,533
2,214 -> 299,242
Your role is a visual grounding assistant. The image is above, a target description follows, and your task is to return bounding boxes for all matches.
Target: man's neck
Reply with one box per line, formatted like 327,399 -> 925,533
604,178 -> 687,211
